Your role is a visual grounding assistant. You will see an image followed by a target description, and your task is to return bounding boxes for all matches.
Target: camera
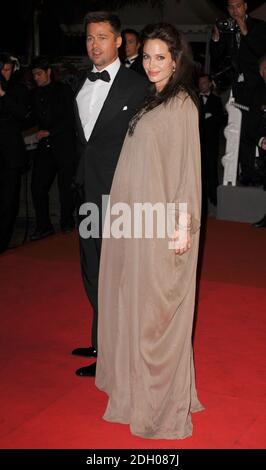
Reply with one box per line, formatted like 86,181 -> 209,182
41,137 -> 51,149
216,18 -> 239,33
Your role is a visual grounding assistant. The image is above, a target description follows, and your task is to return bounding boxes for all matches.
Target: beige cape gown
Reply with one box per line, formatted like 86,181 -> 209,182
95,93 -> 204,439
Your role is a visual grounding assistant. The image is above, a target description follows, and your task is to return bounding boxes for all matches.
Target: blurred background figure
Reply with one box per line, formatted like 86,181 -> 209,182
249,55 -> 266,228
29,57 -> 76,241
210,0 -> 266,186
0,53 -> 29,253
121,28 -> 146,76
198,73 -> 224,210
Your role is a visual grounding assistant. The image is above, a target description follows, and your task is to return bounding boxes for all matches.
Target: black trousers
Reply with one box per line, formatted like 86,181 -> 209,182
234,84 -> 256,184
0,167 -> 21,252
201,140 -> 219,207
31,144 -> 74,230
79,234 -> 102,349
77,190 -> 105,350
239,109 -> 256,183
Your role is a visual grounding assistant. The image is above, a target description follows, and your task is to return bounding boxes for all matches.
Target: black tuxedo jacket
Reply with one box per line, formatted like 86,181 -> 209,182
199,93 -> 224,133
199,93 -> 224,162
74,64 -> 148,204
210,16 -> 266,101
128,54 -> 147,77
247,81 -> 266,151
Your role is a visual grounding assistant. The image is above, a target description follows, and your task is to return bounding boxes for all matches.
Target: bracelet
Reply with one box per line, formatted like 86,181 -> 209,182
178,224 -> 192,230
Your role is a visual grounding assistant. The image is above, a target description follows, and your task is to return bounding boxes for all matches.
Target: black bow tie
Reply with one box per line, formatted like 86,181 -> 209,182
87,70 -> 111,82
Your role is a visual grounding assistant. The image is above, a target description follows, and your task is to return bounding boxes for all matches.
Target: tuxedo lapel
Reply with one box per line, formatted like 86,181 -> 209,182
88,65 -> 130,143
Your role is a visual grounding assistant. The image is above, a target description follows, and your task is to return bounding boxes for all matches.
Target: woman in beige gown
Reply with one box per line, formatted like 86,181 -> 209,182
95,23 -> 204,439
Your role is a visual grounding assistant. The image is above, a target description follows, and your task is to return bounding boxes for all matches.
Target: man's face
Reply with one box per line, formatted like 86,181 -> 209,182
199,76 -> 211,94
227,1 -> 247,20
259,60 -> 266,83
1,63 -> 13,82
125,33 -> 140,59
32,68 -> 51,87
86,21 -> 122,70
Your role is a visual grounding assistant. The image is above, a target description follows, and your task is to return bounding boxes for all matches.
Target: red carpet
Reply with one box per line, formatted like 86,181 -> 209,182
0,218 -> 265,449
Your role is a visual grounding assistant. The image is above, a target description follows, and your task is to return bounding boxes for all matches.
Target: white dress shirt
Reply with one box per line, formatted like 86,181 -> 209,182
199,92 -> 210,105
76,57 -> 121,141
124,54 -> 139,68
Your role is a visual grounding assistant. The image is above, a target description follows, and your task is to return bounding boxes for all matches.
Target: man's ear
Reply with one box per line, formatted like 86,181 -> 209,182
116,35 -> 123,49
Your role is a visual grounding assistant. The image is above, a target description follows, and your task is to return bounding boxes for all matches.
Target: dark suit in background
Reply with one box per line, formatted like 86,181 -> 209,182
0,76 -> 28,253
247,79 -> 266,188
199,92 -> 224,206
125,54 -> 147,77
31,81 -> 76,232
75,65 -> 147,350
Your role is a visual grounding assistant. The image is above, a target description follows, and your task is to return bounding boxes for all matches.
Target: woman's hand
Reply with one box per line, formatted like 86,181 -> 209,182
170,213 -> 192,255
171,228 -> 192,255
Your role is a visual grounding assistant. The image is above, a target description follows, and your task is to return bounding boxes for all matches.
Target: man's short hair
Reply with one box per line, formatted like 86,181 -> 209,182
0,52 -> 17,71
84,11 -> 121,36
198,73 -> 211,81
31,56 -> 51,71
122,28 -> 140,41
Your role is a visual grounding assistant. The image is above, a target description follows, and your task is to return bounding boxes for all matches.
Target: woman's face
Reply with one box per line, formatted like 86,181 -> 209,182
143,38 -> 175,92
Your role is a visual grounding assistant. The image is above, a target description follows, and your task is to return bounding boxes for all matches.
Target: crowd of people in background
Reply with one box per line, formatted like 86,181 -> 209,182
1,2 -> 265,254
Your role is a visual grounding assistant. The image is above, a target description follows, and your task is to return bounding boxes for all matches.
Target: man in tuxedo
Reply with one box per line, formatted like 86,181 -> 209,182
72,11 -> 148,376
198,74 -> 224,208
210,0 -> 266,185
121,28 -> 146,77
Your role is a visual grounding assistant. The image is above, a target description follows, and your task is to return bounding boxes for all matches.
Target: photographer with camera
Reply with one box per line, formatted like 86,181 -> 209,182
210,0 -> 266,186
0,53 -> 29,254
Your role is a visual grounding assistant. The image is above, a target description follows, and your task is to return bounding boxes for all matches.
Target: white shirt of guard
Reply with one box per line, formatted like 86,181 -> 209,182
76,57 -> 121,142
125,54 -> 139,68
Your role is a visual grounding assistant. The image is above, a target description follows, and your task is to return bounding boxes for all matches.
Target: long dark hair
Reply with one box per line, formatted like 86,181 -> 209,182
129,23 -> 197,136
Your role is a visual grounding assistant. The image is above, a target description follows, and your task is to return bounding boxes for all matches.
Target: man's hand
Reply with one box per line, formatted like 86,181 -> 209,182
235,16 -> 248,36
261,137 -> 266,151
36,130 -> 50,141
211,25 -> 220,42
0,83 -> 6,97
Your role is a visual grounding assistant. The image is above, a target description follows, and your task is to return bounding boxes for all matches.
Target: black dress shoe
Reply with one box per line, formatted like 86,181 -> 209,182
61,225 -> 74,234
30,227 -> 55,241
252,215 -> 266,228
75,362 -> 96,377
71,347 -> 97,358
